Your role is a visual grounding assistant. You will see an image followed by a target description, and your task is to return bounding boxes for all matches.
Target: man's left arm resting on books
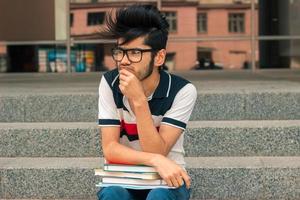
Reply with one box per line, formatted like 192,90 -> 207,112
100,126 -> 191,189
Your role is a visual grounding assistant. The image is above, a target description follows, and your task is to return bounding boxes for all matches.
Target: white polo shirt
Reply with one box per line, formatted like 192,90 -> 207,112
98,69 -> 197,167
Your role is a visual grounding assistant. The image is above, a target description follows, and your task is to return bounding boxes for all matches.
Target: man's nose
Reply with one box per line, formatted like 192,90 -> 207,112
120,52 -> 131,65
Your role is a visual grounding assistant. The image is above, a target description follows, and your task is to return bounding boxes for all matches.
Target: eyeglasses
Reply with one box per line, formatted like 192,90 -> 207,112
111,47 -> 154,63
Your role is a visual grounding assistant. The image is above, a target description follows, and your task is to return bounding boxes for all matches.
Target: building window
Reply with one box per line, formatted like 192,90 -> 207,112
197,13 -> 207,33
87,12 -> 105,26
70,13 -> 74,27
228,13 -> 245,33
163,12 -> 177,32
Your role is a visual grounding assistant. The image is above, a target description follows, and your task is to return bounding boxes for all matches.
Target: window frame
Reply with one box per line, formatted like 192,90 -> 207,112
87,12 -> 105,26
197,12 -> 207,33
163,11 -> 177,32
228,12 -> 245,33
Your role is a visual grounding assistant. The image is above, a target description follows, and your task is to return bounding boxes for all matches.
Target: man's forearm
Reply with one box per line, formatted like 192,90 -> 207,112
131,98 -> 167,155
104,140 -> 159,166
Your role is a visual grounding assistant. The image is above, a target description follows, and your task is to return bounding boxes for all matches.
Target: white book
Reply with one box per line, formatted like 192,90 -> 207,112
103,161 -> 157,173
97,182 -> 175,190
102,177 -> 167,186
95,169 -> 160,180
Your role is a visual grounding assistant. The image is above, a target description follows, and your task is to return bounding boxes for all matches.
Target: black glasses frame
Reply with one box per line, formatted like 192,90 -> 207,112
111,47 -> 155,63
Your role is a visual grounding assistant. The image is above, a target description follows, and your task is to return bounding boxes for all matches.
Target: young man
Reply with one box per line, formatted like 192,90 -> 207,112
97,4 -> 197,200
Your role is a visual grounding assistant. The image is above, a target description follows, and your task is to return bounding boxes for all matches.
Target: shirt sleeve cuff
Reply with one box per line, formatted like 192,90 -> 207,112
98,119 -> 120,126
161,117 -> 187,130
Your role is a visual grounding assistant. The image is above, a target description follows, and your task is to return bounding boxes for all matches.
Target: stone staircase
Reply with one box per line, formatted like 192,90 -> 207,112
0,70 -> 299,199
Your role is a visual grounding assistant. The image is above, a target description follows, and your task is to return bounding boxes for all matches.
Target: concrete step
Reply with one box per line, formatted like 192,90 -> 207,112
1,70 -> 300,122
0,121 -> 299,157
1,90 -> 300,122
0,157 -> 299,199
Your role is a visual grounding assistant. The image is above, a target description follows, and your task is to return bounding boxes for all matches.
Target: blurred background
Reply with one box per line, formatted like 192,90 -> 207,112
0,0 -> 299,73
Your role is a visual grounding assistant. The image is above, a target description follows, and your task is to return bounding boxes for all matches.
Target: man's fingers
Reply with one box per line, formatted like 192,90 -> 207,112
119,85 -> 125,93
119,73 -> 129,82
164,178 -> 173,188
177,176 -> 184,186
119,69 -> 134,77
119,80 -> 128,88
181,172 -> 191,189
119,74 -> 130,87
170,176 -> 180,188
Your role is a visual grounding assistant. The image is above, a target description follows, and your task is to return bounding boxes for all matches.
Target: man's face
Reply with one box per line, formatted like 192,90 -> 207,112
115,37 -> 155,81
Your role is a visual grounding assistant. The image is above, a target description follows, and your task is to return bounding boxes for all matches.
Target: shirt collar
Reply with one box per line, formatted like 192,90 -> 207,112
152,70 -> 171,99
112,74 -> 121,93
113,70 -> 171,99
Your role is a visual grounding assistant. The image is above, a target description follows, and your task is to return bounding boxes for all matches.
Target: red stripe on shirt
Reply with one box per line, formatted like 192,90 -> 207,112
121,120 -> 160,136
121,120 -> 138,135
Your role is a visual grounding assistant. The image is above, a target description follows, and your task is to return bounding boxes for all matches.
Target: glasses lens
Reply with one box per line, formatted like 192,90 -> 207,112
112,48 -> 124,61
127,49 -> 142,63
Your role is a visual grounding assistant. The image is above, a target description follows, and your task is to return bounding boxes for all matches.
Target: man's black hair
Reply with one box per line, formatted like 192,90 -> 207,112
100,4 -> 169,50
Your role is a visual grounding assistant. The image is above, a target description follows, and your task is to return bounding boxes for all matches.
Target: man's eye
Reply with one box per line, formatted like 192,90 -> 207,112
129,50 -> 141,55
114,50 -> 123,54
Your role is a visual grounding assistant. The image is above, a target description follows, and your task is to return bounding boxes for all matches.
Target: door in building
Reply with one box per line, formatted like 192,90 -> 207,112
7,45 -> 37,72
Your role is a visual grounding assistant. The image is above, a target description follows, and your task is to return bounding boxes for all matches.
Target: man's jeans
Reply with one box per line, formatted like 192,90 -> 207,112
97,184 -> 190,200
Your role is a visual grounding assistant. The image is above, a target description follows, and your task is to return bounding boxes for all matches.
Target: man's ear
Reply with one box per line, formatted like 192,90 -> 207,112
154,49 -> 167,67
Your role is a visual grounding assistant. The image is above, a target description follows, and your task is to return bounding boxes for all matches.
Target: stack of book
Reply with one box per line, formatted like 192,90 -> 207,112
95,160 -> 174,190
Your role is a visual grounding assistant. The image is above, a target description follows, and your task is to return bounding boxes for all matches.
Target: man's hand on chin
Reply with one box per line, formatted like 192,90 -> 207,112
119,69 -> 146,101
